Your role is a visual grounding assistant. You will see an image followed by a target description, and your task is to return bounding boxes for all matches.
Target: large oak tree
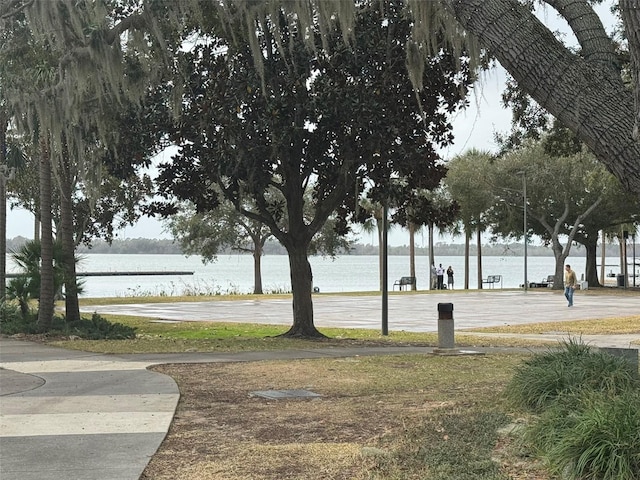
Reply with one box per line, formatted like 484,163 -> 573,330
157,0 -> 471,336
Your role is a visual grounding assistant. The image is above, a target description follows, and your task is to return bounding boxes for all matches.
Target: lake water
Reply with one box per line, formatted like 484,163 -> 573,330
7,253 -> 599,298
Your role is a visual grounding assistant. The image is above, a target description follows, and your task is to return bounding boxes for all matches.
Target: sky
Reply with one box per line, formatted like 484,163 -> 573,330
5,2 -> 618,246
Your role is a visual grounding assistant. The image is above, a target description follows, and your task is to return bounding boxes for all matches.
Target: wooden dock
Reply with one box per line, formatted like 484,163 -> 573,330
6,271 -> 194,278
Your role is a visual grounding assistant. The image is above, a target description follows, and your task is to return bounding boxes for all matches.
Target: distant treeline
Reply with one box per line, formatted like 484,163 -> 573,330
7,236 -> 623,257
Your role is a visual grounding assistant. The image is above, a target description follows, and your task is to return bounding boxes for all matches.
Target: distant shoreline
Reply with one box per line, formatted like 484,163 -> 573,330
7,236 -> 633,258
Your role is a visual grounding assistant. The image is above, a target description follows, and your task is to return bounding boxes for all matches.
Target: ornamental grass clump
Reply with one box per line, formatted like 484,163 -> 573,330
506,338 -> 638,412
506,338 -> 640,480
524,389 -> 640,480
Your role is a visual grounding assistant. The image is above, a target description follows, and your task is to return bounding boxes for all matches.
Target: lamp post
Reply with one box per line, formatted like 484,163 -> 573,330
381,199 -> 388,336
518,171 -> 528,291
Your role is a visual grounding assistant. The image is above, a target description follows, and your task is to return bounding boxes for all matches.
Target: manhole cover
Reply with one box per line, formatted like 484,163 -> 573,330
250,389 -> 322,400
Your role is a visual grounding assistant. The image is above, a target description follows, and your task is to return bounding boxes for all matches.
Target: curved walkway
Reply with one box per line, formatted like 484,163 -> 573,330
2,290 -> 638,479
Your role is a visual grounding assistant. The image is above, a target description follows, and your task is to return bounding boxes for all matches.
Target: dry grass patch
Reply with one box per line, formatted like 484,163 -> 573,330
142,353 -> 532,480
465,315 -> 640,335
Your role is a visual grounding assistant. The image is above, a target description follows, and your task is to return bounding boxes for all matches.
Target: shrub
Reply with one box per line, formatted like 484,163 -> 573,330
0,300 -> 38,334
0,310 -> 136,340
68,313 -> 137,340
524,389 -> 640,480
508,338 -> 640,480
506,338 -> 639,412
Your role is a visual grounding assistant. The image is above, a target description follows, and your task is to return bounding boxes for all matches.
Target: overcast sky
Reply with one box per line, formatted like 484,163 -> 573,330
6,2 -> 618,246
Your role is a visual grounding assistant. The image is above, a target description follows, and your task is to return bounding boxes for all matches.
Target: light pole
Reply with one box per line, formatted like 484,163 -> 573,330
381,199 -> 388,336
518,171 -> 528,291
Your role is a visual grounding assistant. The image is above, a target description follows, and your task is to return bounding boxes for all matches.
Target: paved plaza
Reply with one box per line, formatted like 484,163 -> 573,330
81,289 -> 640,333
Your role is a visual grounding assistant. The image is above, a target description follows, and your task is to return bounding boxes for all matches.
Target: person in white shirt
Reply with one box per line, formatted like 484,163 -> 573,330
436,264 -> 445,290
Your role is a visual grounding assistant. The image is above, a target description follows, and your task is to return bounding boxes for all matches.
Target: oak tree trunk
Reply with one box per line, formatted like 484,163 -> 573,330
281,243 -> 325,338
253,239 -> 263,295
409,222 -> 416,290
583,232 -> 602,288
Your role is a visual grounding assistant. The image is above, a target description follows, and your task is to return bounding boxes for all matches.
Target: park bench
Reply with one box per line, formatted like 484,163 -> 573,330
482,274 -> 502,288
529,275 -> 555,288
393,276 -> 416,291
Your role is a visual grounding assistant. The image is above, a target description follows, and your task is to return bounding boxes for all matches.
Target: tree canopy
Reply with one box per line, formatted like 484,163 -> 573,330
2,0 -> 638,199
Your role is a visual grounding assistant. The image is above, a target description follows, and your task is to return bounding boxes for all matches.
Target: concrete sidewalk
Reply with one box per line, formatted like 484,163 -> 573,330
0,339 -> 178,480
2,290 -> 638,480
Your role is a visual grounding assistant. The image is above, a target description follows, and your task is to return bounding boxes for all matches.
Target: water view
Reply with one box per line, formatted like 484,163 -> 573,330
7,253 -> 604,298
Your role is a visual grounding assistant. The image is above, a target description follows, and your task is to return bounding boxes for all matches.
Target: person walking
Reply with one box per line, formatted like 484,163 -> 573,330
436,264 -> 445,290
447,266 -> 454,290
564,264 -> 577,307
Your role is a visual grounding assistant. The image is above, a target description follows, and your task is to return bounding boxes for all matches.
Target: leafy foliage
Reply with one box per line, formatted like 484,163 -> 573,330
6,239 -> 84,319
155,0 -> 472,335
0,300 -> 24,324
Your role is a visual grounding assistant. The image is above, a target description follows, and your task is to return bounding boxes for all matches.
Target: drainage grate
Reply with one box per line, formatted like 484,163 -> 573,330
250,389 -> 322,400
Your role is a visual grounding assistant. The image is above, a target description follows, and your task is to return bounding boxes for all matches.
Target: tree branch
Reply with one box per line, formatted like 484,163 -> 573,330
543,0 -> 618,71
446,0 -> 640,198
103,12 -> 149,45
620,0 -> 640,140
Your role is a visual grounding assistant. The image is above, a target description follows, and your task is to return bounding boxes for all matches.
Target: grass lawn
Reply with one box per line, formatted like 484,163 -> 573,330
141,353 -> 544,480
49,312 -> 557,353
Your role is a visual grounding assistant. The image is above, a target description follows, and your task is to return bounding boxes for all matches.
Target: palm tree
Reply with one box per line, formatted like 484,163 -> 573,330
0,107 -> 9,302
37,133 -> 54,329
7,238 -> 83,320
445,149 -> 496,289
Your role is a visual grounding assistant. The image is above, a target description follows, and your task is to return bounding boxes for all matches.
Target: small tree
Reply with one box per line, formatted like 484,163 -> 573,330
168,200 -> 271,295
490,142 -> 604,288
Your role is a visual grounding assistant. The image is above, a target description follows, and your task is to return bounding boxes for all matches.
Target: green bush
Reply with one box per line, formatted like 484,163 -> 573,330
524,389 -> 640,480
507,338 -> 640,480
66,313 -> 137,340
0,310 -> 136,340
506,338 -> 639,412
0,300 -> 38,334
